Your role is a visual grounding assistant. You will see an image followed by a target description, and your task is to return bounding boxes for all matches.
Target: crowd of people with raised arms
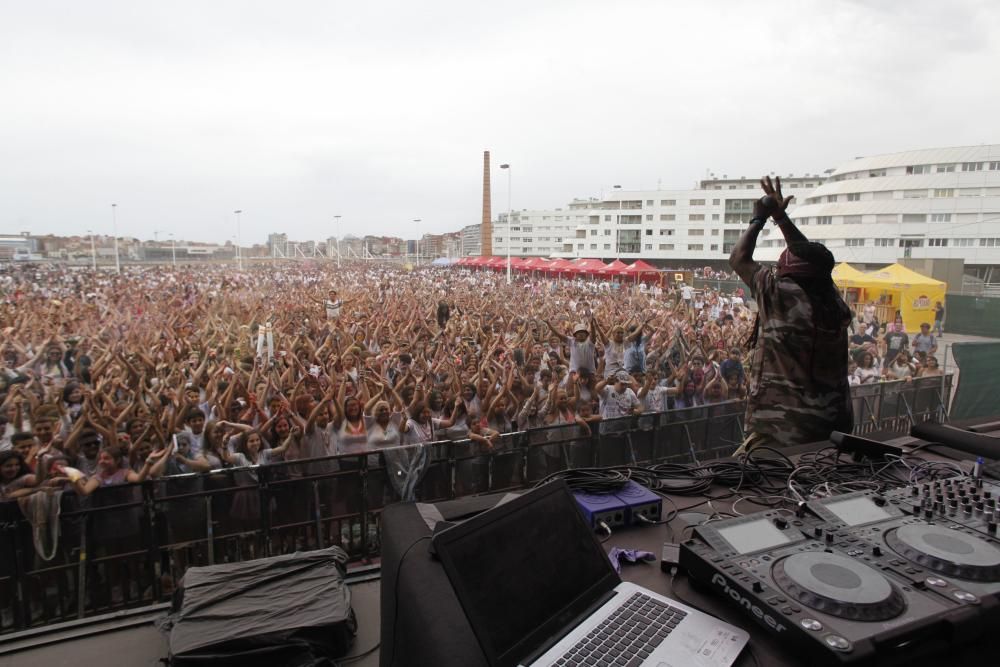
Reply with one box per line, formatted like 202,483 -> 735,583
0,261 -> 939,506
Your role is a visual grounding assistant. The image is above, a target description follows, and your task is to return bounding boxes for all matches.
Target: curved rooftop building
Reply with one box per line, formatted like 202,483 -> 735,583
494,144 -> 1000,282
757,145 -> 1000,280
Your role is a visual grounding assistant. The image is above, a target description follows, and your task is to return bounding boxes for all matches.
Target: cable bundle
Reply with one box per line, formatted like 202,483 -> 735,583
536,447 -> 965,512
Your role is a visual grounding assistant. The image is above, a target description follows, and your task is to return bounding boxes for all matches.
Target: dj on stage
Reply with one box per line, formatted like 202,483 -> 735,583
730,176 -> 854,453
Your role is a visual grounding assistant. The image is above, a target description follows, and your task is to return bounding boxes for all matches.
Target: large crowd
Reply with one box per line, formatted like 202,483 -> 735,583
0,262 -> 944,506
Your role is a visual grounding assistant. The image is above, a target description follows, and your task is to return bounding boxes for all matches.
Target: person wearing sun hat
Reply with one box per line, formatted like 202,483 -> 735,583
729,176 -> 853,454
544,317 -> 597,376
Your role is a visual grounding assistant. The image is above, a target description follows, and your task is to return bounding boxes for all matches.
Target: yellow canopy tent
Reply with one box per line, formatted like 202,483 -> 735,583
832,263 -> 871,319
852,264 -> 946,333
832,262 -> 868,287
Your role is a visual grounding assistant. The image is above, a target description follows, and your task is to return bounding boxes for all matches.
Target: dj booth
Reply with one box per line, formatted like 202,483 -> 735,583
380,419 -> 1000,667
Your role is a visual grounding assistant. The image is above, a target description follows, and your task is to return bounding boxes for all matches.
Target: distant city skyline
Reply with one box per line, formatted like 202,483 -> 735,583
3,1 -> 999,243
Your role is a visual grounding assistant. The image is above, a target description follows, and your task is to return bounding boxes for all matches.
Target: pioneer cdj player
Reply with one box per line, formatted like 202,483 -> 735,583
679,487 -> 1000,665
882,474 -> 1000,538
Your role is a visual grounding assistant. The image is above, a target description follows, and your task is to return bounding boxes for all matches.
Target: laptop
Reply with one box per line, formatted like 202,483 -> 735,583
432,480 -> 749,667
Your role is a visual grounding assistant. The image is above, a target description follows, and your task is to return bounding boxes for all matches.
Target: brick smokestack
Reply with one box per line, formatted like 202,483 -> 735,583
481,150 -> 492,256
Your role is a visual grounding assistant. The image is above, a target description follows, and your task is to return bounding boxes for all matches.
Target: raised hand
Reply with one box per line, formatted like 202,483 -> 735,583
754,176 -> 794,222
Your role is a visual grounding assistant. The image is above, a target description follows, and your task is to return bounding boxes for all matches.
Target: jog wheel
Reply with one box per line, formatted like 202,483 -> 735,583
886,524 -> 1000,582
773,551 -> 906,621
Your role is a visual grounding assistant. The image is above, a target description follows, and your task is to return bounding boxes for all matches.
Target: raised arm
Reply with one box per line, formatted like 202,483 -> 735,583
730,176 -> 796,287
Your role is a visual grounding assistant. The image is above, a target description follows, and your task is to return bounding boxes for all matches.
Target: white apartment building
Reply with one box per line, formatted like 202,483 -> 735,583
490,144 -> 1000,279
493,176 -> 822,264
759,145 -> 1000,279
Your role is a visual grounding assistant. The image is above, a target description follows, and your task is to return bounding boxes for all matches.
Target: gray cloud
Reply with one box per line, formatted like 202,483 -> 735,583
1,0 -> 998,243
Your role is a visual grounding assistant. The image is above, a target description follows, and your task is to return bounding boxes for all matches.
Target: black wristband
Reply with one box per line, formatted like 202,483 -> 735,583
749,217 -> 767,226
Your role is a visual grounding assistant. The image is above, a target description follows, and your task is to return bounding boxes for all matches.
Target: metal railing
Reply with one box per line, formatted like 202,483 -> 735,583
0,376 -> 951,636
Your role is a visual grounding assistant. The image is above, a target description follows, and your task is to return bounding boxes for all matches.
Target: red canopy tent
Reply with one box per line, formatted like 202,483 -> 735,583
497,257 -> 526,273
544,259 -> 576,276
516,257 -> 552,273
466,256 -> 493,269
621,260 -> 660,282
594,259 -> 629,278
566,258 -> 609,277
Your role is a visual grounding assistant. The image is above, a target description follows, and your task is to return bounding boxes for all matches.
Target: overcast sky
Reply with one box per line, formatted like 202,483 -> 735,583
2,0 -> 998,244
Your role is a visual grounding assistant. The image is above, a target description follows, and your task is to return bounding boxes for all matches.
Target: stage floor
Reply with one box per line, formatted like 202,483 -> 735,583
0,579 -> 382,667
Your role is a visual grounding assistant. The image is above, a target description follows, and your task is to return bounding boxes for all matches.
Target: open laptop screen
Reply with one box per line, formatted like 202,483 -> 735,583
434,482 -> 619,666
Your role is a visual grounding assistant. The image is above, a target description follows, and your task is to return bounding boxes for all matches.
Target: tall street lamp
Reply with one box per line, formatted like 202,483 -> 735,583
111,203 -> 121,274
234,210 -> 243,271
86,229 -> 96,270
169,233 -> 177,267
500,164 -> 512,284
334,215 -> 342,267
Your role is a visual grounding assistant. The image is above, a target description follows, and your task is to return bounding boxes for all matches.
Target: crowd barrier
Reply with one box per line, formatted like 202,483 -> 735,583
0,376 -> 950,636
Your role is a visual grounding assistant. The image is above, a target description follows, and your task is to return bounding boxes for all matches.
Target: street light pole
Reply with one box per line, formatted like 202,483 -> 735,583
234,210 -> 243,271
111,204 -> 120,274
500,164 -> 512,284
170,233 -> 176,267
334,215 -> 342,268
87,229 -> 96,270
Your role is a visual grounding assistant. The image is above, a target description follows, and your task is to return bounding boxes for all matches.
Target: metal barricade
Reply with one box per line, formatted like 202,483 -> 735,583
0,376 -> 953,635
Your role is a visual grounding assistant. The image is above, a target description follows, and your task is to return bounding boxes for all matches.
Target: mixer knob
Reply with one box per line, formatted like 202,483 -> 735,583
949,498 -> 958,508
924,508 -> 934,520
977,501 -> 985,511
825,533 -> 835,544
947,490 -> 956,499
774,517 -> 788,529
814,527 -> 823,538
959,489 -> 967,497
752,581 -> 764,593
985,491 -> 992,499
872,546 -> 882,557
976,478 -> 984,489
989,521 -> 998,535
911,486 -> 919,496
964,505 -> 973,515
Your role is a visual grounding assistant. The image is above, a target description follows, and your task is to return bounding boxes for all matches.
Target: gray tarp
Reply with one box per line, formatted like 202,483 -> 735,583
161,546 -> 356,666
951,342 -> 1000,419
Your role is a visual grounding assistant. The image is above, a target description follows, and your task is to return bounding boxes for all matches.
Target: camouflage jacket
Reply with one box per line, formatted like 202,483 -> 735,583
745,266 -> 853,446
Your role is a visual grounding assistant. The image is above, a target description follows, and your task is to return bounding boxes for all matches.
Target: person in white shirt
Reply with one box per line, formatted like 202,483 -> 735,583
596,371 -> 642,419
681,284 -> 693,306
545,318 -> 596,376
310,288 -> 357,320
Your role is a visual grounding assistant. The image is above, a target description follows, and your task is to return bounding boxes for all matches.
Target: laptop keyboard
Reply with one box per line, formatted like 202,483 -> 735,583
551,592 -> 687,667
